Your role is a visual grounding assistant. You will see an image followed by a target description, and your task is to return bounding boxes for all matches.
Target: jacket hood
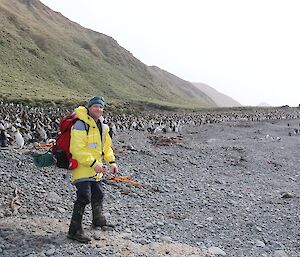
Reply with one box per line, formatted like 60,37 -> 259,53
75,106 -> 104,125
74,106 -> 104,126
74,106 -> 94,126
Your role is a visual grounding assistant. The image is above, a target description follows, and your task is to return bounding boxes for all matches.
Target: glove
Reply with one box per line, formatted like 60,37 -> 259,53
110,163 -> 118,174
94,163 -> 107,174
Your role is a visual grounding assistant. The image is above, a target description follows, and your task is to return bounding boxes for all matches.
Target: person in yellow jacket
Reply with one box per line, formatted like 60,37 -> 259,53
67,96 -> 118,243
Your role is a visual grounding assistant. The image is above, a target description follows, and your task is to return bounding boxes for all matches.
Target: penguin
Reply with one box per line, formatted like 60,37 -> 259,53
37,125 -> 48,142
0,128 -> 8,147
14,128 -> 25,148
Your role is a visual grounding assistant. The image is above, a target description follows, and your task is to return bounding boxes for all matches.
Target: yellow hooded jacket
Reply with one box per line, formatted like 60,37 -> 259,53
69,106 -> 115,183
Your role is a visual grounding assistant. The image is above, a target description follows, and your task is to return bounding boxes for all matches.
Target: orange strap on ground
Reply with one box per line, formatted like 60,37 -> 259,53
106,173 -> 147,188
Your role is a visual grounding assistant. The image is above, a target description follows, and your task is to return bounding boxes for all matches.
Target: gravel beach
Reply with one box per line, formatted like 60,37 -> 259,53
0,117 -> 299,257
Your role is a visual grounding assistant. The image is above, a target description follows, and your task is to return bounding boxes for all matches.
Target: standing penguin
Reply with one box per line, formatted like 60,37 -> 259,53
37,124 -> 48,142
14,128 -> 25,149
0,124 -> 8,147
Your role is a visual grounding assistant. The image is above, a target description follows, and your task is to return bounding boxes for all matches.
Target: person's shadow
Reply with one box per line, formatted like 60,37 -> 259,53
0,223 -> 68,256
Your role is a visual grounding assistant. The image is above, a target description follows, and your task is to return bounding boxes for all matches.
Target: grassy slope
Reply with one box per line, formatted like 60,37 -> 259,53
0,0 -> 216,110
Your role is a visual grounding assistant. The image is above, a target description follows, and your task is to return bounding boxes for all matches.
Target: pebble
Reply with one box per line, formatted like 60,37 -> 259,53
160,236 -> 172,243
45,248 -> 56,256
208,246 -> 226,256
47,192 -> 62,202
254,240 -> 265,247
273,250 -> 289,257
135,237 -> 149,245
120,233 -> 132,240
255,226 -> 263,232
125,228 -> 132,233
56,207 -> 65,213
93,231 -> 102,240
18,206 -> 27,214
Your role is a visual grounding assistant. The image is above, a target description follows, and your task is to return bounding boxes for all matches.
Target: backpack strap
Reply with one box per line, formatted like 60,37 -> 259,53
72,119 -> 89,134
96,120 -> 105,156
96,120 -> 103,143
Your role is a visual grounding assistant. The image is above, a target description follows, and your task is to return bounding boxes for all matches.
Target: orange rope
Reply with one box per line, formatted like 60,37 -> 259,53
106,173 -> 147,188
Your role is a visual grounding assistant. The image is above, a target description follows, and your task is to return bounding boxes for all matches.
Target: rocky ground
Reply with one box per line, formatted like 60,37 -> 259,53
0,118 -> 299,257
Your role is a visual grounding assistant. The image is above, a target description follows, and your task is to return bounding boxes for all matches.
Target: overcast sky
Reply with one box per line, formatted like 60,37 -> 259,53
40,0 -> 300,107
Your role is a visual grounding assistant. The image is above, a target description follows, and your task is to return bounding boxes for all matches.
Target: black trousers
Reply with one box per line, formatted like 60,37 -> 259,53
74,180 -> 104,207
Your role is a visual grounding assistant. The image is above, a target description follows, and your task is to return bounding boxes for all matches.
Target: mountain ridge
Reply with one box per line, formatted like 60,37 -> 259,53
193,82 -> 241,107
0,0 -> 218,109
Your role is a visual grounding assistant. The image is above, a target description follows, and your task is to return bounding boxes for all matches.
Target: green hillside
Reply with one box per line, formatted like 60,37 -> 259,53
0,0 -> 216,109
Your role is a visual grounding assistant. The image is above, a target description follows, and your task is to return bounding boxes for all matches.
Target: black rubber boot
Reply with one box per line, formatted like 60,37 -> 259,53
92,202 -> 107,227
67,202 -> 91,243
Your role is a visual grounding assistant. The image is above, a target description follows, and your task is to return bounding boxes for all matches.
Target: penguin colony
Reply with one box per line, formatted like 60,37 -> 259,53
0,101 -> 300,148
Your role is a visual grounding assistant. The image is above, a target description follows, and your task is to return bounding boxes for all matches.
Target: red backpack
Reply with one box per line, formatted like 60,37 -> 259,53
52,113 -> 88,170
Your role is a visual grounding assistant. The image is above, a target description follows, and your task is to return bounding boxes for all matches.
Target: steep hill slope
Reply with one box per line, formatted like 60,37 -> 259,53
193,82 -> 241,107
0,0 -> 216,109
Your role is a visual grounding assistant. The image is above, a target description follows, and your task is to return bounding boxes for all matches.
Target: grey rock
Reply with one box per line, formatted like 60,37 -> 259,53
273,250 -> 288,257
120,232 -> 132,240
255,240 -> 266,247
45,248 -> 56,256
93,231 -> 102,240
160,236 -> 172,243
47,191 -> 62,202
208,246 -> 226,256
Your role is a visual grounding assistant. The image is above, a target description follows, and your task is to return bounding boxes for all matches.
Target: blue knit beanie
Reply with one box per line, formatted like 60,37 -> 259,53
87,96 -> 105,108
